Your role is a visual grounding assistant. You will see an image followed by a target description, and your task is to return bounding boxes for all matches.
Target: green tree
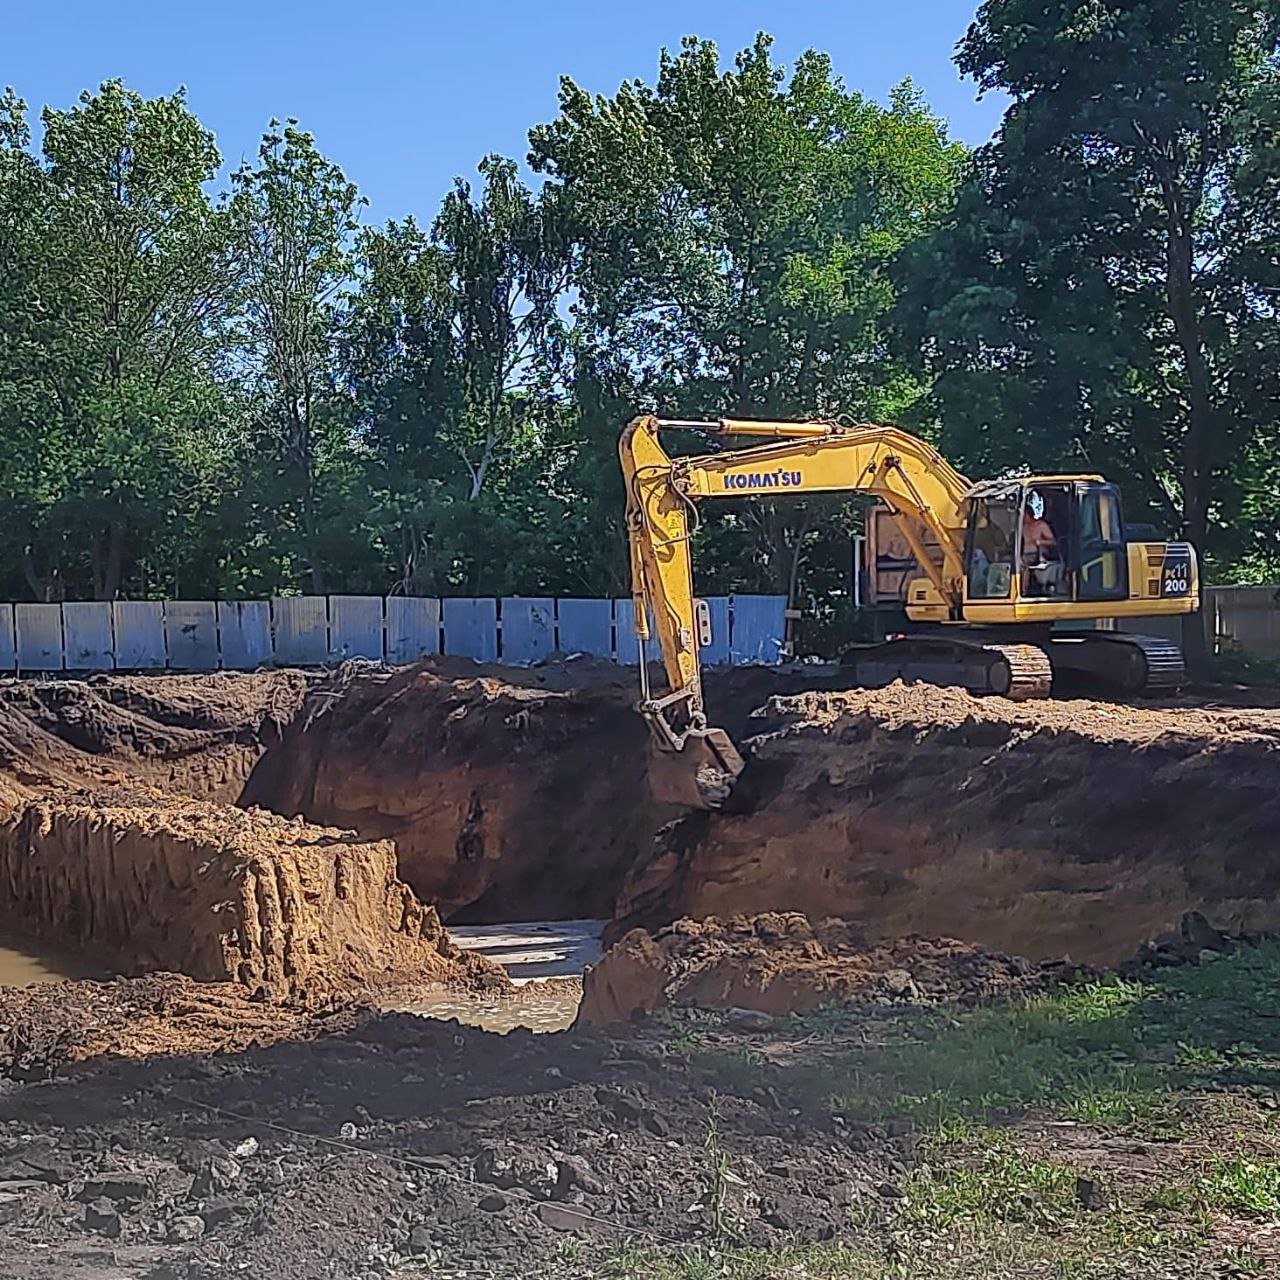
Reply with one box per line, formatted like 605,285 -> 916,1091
348,157 -> 567,593
898,0 -> 1280,640
530,34 -> 965,610
232,121 -> 369,594
0,81 -> 240,599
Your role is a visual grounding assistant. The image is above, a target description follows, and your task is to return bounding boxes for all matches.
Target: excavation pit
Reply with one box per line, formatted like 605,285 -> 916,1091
1,661 -> 1280,1030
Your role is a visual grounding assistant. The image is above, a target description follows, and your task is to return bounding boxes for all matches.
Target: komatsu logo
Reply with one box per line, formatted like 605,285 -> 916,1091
722,470 -> 802,490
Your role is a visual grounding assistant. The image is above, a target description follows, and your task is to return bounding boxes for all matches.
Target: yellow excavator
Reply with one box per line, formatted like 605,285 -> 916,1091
620,415 -> 1200,808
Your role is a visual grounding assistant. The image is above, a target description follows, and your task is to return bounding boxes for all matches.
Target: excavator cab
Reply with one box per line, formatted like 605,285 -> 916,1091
961,479 -> 1130,610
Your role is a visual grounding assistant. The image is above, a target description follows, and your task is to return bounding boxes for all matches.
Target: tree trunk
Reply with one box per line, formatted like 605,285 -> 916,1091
1162,211 -> 1212,674
22,548 -> 56,602
100,522 -> 125,601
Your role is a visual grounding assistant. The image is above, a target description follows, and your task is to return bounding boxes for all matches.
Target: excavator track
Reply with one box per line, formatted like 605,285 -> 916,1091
1045,631 -> 1186,694
849,635 -> 1053,700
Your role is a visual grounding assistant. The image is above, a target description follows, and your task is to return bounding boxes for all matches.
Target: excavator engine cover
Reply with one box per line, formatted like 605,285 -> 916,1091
647,728 -> 744,810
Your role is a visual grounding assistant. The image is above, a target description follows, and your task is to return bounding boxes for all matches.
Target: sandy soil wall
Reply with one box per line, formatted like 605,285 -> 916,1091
0,788 -> 507,1000
239,662 -> 822,923
241,664 -> 661,922
611,685 -> 1280,963
6,664 -> 1280,977
0,672 -> 308,803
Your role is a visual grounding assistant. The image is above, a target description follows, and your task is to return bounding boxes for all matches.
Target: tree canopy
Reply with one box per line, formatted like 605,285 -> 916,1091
898,0 -> 1280,583
0,12 -> 1277,623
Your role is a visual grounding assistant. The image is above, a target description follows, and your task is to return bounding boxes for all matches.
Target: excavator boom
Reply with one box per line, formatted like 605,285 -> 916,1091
621,414 -> 972,806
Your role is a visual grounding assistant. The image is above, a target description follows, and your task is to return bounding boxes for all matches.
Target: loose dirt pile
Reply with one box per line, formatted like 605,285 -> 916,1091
5,663 -> 1280,996
0,974 -> 363,1081
0,1004 -> 910,1279
578,911 -> 1070,1025
613,683 -> 1280,962
0,671 -> 307,803
0,787 -> 508,1001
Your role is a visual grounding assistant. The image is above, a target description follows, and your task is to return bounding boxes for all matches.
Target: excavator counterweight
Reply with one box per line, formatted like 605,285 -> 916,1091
620,415 -> 1200,810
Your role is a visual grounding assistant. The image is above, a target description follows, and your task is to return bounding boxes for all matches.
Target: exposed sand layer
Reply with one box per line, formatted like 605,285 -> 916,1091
0,787 -> 509,1001
611,683 -> 1280,962
4,664 -> 1280,1005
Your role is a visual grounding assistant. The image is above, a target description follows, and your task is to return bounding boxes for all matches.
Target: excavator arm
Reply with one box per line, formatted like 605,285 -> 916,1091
619,414 -> 974,808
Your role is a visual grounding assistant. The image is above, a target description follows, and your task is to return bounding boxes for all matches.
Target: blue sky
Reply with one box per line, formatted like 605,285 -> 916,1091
9,1 -> 1004,225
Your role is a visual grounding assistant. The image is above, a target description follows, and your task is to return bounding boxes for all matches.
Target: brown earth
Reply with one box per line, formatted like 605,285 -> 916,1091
0,974 -> 364,1081
4,664 -> 1280,995
239,659 -> 820,921
0,671 -> 308,804
0,997 -> 911,1280
2,664 -> 1280,1276
611,682 -> 1280,962
577,911 -> 1075,1025
0,786 -> 508,1000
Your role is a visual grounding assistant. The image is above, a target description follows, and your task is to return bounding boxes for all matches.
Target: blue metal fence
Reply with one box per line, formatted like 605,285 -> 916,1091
0,594 -> 786,673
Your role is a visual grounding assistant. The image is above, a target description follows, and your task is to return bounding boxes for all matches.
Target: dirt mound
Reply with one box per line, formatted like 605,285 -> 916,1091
578,912 -> 1066,1024
612,682 -> 1280,962
0,974 -> 362,1080
0,787 -> 509,1001
0,671 -> 307,802
0,1003 -> 908,1279
8,663 -> 1280,1000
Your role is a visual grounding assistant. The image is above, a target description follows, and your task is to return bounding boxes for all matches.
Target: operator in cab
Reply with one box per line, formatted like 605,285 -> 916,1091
1022,490 -> 1063,595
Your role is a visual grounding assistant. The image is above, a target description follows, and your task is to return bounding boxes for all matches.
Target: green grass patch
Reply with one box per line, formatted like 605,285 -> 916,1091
691,942 -> 1280,1135
1199,1158 -> 1280,1216
639,944 -> 1280,1279
897,1149 -> 1079,1229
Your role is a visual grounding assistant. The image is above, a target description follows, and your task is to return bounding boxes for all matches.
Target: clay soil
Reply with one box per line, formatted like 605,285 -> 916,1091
577,911 -> 1076,1025
613,682 -> 1280,962
4,662 -> 1280,995
4,661 -> 1280,985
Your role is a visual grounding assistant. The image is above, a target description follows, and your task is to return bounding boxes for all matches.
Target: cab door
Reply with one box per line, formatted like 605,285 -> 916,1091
1075,483 -> 1129,601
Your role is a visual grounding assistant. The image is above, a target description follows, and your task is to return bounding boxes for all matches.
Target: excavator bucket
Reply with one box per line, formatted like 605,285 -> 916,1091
647,727 -> 745,810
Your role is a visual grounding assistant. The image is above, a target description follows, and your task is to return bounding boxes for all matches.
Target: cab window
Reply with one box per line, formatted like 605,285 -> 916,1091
1021,485 -> 1070,598
1078,486 -> 1126,598
966,498 -> 1017,599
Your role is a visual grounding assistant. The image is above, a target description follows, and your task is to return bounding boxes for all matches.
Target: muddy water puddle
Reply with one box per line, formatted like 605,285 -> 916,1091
387,986 -> 583,1033
0,934 -> 105,987
386,919 -> 603,1034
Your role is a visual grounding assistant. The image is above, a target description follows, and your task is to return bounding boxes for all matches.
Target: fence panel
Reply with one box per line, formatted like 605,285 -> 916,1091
15,604 -> 63,670
613,598 -> 645,664
501,597 -> 554,665
113,601 -> 165,669
730,595 -> 786,665
329,595 -> 384,660
443,598 -> 498,662
1212,586 -> 1280,657
0,605 -> 14,672
62,602 -> 114,670
386,597 -> 440,664
218,601 -> 272,670
272,597 -> 328,665
0,592 -> 787,673
166,601 -> 219,670
556,598 -> 613,658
